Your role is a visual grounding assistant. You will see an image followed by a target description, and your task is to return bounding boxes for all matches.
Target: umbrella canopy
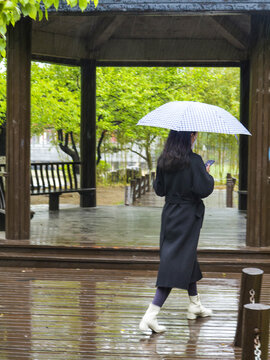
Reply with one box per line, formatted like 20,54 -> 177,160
137,101 -> 251,135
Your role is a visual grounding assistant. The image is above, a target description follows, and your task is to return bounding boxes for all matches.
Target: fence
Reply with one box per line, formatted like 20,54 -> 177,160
125,172 -> 155,205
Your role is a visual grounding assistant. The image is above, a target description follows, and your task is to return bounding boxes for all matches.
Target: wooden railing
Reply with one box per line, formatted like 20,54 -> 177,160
125,172 -> 155,205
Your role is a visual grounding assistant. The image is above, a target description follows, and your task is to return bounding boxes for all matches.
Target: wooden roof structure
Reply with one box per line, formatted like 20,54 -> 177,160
6,0 -> 270,247
31,0 -> 258,65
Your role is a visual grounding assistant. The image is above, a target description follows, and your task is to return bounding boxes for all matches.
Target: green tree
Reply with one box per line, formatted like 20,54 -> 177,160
0,62 -> 240,178
96,67 -> 240,172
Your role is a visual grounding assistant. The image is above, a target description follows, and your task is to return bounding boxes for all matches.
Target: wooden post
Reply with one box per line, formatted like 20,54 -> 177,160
234,267 -> 264,347
80,59 -> 96,207
124,185 -> 131,206
49,194 -> 60,211
145,174 -> 150,192
138,178 -> 141,198
0,123 -> 6,157
241,304 -> 270,360
226,173 -> 236,208
141,176 -> 145,195
238,61 -> 249,211
151,172 -> 155,187
247,15 -> 270,246
6,18 -> 31,239
131,179 -> 136,203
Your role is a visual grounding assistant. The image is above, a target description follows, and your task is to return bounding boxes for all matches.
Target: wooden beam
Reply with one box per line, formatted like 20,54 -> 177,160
238,61 -> 250,211
247,15 -> 270,247
97,61 -> 241,67
6,18 -> 31,239
31,54 -> 240,68
96,39 -> 247,61
89,16 -> 125,51
32,30 -> 247,62
31,55 -> 80,66
80,60 -> 96,207
32,30 -> 88,60
208,16 -> 249,50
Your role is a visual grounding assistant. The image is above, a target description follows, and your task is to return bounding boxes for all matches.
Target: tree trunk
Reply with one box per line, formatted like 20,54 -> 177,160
0,123 -> 6,156
57,129 -> 80,173
145,145 -> 152,172
96,130 -> 107,165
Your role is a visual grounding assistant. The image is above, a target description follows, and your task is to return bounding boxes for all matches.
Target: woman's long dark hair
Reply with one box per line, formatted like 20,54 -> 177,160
157,130 -> 196,171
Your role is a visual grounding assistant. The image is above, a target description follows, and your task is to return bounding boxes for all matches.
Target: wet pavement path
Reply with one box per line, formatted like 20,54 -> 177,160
0,267 -> 269,359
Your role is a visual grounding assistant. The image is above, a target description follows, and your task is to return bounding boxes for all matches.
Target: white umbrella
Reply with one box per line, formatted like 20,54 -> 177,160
137,101 -> 251,135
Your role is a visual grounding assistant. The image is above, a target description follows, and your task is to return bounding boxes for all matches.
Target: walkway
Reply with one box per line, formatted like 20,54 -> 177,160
0,204 -> 246,249
1,191 -> 269,272
134,188 -> 239,209
0,267 -> 269,359
1,198 -> 266,272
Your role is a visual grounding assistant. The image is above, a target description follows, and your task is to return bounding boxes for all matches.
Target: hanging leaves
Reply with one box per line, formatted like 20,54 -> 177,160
0,0 -> 98,58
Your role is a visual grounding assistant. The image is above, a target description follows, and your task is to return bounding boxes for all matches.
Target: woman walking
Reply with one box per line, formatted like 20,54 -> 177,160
139,130 -> 214,333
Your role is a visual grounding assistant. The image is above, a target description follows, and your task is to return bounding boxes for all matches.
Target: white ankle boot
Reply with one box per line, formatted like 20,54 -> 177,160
187,294 -> 213,320
139,303 -> 167,333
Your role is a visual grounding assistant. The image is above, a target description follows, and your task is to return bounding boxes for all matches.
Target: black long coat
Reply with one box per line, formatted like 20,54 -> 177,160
153,152 -> 214,290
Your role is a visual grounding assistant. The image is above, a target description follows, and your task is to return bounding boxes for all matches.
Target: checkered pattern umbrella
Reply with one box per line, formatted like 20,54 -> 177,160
137,101 -> 251,135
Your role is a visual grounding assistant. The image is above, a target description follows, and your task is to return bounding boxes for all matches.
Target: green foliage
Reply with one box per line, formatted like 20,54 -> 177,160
0,61 -> 241,180
0,0 -> 98,58
31,62 -> 81,136
96,66 -> 240,172
96,160 -> 111,183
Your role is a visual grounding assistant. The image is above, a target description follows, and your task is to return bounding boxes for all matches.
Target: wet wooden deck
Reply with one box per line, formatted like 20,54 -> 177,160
0,189 -> 269,272
0,267 -> 269,359
0,204 -> 246,249
0,198 -> 268,272
134,188 -> 239,209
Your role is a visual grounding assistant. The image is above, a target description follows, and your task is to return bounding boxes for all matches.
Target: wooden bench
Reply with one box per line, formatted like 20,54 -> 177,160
0,161 -> 95,230
30,162 -> 95,210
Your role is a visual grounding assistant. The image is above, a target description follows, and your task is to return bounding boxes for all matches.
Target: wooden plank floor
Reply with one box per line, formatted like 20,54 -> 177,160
0,204 -> 247,249
0,268 -> 269,359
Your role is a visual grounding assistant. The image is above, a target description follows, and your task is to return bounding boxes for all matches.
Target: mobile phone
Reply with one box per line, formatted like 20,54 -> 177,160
205,160 -> 215,167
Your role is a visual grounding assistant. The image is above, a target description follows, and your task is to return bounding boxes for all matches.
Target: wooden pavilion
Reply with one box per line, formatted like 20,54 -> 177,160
7,0 -> 270,247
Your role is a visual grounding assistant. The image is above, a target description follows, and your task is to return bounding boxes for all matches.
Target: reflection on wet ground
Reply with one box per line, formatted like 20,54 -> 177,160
0,268 -> 269,359
24,205 -> 246,248
0,189 -> 245,249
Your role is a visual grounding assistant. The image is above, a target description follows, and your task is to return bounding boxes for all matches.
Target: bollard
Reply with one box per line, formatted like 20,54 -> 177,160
226,173 -> 236,207
234,268 -> 264,347
124,185 -> 131,206
241,303 -> 270,360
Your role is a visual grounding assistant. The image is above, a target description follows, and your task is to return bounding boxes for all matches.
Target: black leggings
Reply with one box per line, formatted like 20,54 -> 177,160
152,282 -> 197,308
